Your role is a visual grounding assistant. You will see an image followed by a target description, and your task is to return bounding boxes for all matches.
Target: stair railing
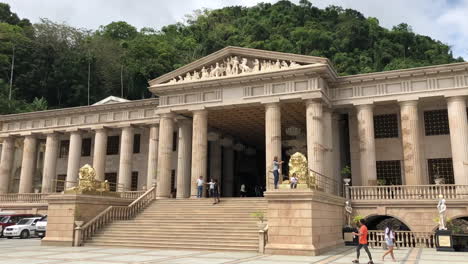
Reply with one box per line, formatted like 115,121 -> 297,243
74,184 -> 157,246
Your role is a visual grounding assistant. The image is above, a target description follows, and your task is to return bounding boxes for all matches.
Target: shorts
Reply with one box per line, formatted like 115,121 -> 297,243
385,239 -> 394,247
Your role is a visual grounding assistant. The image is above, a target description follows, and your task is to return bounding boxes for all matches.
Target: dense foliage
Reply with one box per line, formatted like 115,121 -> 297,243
0,1 -> 463,114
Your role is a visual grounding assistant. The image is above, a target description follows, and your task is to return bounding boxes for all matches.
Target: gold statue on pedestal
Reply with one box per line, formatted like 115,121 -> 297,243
279,152 -> 309,189
65,164 -> 115,196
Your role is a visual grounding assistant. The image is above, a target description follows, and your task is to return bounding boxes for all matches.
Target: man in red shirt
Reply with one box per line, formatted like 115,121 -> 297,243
352,219 -> 373,264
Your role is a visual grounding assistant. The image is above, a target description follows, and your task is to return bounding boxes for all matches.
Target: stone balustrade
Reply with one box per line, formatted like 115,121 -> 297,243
349,184 -> 468,200
0,193 -> 49,203
368,230 -> 435,248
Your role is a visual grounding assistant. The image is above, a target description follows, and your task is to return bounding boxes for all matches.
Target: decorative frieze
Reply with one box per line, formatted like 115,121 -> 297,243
331,74 -> 468,101
158,90 -> 222,107
243,77 -> 325,98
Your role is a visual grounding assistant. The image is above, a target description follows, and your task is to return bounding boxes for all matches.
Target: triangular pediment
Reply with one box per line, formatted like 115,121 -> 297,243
93,96 -> 130,105
149,46 -> 330,87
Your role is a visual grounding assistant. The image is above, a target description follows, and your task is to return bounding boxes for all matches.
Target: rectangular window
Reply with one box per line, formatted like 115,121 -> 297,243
133,134 -> 141,154
374,114 -> 399,138
131,171 -> 138,191
172,132 -> 177,151
59,140 -> 69,158
55,174 -> 66,192
171,170 -> 176,193
424,109 -> 450,136
81,138 -> 91,157
105,172 -> 118,192
106,136 -> 119,155
428,158 -> 454,184
376,160 -> 402,185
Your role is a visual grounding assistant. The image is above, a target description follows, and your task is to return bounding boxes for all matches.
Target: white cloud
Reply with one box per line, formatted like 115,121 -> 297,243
3,0 -> 467,59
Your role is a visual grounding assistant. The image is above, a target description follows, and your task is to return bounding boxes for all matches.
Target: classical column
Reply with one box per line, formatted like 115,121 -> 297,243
306,100 -> 324,174
118,126 -> 134,191
190,110 -> 208,198
400,101 -> 423,185
356,104 -> 377,186
222,146 -> 234,197
146,124 -> 159,188
265,103 -> 281,190
92,128 -> 107,181
156,114 -> 175,198
323,109 -> 333,178
332,113 -> 342,184
0,137 -> 15,193
42,133 -> 59,193
19,135 -> 38,193
176,120 -> 192,199
209,139 -> 222,182
66,131 -> 82,189
447,96 -> 468,185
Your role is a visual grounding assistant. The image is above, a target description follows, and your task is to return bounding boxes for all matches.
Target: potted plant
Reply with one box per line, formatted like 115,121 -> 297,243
251,211 -> 267,230
343,215 -> 363,246
341,165 -> 352,183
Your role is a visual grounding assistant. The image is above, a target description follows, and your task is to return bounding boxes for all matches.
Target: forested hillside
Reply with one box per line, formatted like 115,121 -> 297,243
0,0 -> 463,114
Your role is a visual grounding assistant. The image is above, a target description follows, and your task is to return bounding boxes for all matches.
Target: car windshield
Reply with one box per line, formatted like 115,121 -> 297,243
16,219 -> 33,225
0,217 -> 8,223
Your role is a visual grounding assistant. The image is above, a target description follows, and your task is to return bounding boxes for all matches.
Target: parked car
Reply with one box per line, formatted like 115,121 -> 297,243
3,217 -> 42,239
0,214 -> 36,237
35,216 -> 47,238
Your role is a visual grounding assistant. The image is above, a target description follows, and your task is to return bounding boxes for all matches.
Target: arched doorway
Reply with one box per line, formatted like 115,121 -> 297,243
365,215 -> 411,231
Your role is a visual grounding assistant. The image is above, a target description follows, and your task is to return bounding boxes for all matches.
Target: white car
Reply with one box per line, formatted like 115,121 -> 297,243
35,216 -> 47,238
3,217 -> 42,239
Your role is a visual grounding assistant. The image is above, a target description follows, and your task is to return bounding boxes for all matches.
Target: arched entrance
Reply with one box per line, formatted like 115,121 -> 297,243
365,215 -> 411,231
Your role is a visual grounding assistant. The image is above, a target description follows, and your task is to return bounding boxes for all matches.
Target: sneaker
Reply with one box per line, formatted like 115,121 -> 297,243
368,261 -> 374,264
352,260 -> 359,264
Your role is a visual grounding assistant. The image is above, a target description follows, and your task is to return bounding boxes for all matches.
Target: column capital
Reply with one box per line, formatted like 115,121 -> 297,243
304,99 -> 323,107
355,104 -> 374,111
446,96 -> 467,103
398,100 -> 419,107
161,112 -> 176,119
192,109 -> 208,116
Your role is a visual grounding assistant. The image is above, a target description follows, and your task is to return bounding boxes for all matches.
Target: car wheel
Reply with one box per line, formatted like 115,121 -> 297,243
20,230 -> 29,239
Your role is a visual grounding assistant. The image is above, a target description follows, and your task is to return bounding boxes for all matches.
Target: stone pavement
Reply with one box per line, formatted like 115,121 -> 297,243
0,239 -> 467,264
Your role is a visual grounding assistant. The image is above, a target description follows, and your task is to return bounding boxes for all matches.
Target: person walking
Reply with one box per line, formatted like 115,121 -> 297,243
212,179 -> 220,204
272,156 -> 284,189
196,176 -> 204,198
352,219 -> 374,264
382,225 -> 396,262
207,178 -> 215,198
240,184 -> 247,197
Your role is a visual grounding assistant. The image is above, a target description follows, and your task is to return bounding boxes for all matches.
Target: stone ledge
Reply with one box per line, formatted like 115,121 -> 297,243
264,190 -> 345,206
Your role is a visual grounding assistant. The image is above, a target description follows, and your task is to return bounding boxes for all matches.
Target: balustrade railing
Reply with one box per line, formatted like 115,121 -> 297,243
308,169 -> 340,196
349,185 -> 468,200
368,230 -> 435,248
119,190 -> 146,200
0,193 -> 49,203
74,185 -> 157,246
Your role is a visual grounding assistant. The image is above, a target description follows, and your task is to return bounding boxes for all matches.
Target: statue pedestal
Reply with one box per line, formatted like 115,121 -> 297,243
278,183 -> 308,189
264,190 -> 345,255
435,229 -> 454,252
41,194 -> 131,247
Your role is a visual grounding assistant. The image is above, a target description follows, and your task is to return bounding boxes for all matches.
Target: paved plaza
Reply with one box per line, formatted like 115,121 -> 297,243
0,239 -> 466,264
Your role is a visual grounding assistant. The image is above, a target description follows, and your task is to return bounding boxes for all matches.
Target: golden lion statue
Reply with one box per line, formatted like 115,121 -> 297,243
67,164 -> 110,193
288,152 -> 309,184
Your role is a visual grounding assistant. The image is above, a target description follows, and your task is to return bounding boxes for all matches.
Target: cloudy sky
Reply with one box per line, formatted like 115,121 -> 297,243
4,0 -> 468,59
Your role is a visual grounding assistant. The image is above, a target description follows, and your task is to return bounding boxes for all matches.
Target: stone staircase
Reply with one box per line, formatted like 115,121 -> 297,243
85,198 -> 267,252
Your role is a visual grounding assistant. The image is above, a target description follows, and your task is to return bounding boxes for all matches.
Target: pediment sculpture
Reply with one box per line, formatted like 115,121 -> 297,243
167,56 -> 303,84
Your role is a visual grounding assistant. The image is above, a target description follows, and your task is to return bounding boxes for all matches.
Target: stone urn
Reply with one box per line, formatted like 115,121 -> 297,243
74,221 -> 84,227
343,178 -> 351,186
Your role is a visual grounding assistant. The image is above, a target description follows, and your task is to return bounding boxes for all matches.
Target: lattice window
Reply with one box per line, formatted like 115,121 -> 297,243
131,171 -> 138,191
424,109 -> 450,136
376,160 -> 402,185
374,114 -> 399,138
428,158 -> 454,184
81,138 -> 91,157
105,173 -> 117,192
133,134 -> 141,154
59,140 -> 69,158
55,174 -> 66,192
106,136 -> 119,155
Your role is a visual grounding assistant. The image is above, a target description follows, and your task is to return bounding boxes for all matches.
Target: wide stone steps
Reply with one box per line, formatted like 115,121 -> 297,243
85,198 -> 267,252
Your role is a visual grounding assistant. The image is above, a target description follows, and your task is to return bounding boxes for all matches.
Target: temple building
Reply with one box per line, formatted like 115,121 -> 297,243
0,47 -> 467,254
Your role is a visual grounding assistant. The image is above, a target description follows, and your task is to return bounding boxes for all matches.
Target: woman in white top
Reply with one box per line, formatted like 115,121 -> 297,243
381,225 -> 396,262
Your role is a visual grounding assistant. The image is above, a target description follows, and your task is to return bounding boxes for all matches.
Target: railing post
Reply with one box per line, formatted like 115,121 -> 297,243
74,221 -> 84,247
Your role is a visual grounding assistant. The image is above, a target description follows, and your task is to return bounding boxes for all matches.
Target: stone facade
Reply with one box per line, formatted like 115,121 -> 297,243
0,47 -> 467,235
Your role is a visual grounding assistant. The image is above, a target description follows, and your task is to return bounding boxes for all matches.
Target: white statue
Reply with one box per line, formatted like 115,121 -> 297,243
213,62 -> 223,77
209,65 -> 215,77
290,61 -> 300,68
253,59 -> 260,72
168,78 -> 177,84
184,72 -> 192,82
437,196 -> 447,230
201,66 -> 209,79
281,60 -> 289,69
192,71 -> 200,80
345,200 -> 353,227
239,58 -> 251,73
231,56 -> 239,75
224,58 -> 232,76
274,59 -> 281,70
177,76 -> 184,82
